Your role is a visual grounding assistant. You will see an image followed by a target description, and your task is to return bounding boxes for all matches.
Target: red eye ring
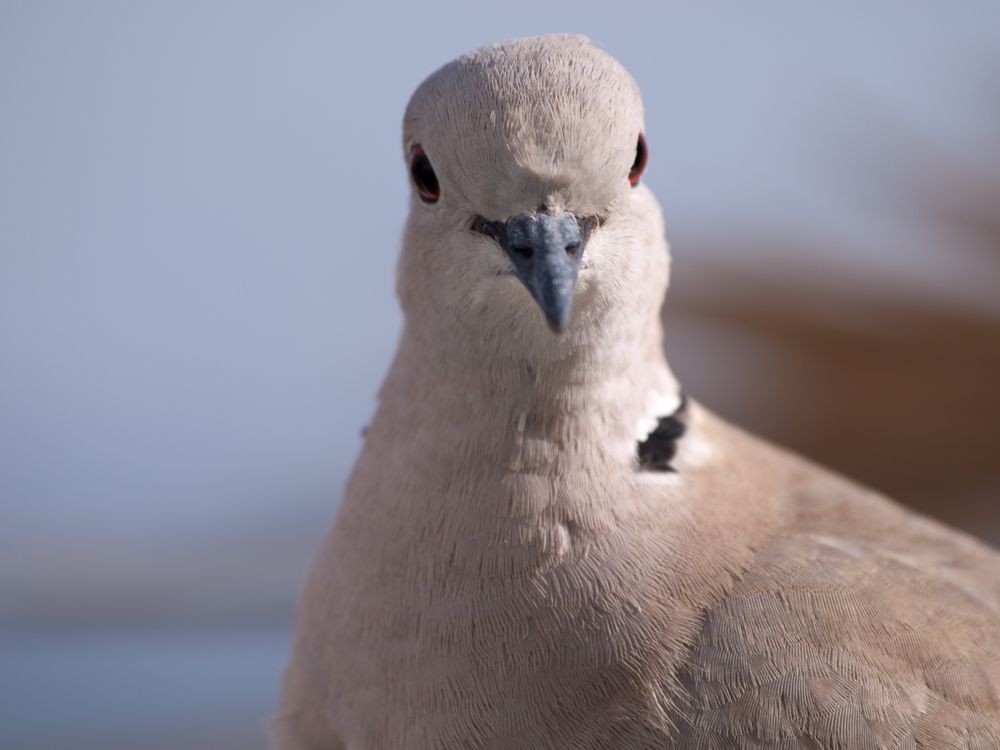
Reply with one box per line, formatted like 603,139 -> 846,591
629,132 -> 648,187
410,144 -> 441,203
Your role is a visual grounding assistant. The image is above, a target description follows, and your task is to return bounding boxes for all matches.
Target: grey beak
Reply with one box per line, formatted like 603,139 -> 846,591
476,211 -> 596,333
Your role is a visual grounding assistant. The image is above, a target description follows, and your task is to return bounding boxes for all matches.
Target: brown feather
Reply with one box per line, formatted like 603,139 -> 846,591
273,35 -> 1000,749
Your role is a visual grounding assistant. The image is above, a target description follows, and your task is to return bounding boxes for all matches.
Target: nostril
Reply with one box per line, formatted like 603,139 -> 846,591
511,245 -> 534,259
565,243 -> 581,256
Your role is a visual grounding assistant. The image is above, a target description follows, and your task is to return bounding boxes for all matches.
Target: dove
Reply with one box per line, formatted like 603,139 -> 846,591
274,35 -> 1000,749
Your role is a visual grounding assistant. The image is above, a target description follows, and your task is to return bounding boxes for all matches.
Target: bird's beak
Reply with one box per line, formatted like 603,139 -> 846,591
477,211 -> 596,333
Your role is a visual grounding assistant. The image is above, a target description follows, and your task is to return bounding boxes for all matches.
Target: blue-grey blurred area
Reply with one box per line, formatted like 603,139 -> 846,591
2,2 -> 999,747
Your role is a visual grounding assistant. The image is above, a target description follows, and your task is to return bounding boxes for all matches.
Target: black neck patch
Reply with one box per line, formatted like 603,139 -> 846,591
637,394 -> 689,473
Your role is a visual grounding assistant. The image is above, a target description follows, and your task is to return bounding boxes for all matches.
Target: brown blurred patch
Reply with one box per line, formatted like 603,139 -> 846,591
666,253 -> 1000,541
664,76 -> 1000,542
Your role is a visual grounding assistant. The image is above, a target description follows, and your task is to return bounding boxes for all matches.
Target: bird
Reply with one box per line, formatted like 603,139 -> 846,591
274,35 -> 1000,749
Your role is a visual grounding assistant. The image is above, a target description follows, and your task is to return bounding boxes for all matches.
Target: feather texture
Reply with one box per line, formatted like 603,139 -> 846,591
274,35 -> 1000,749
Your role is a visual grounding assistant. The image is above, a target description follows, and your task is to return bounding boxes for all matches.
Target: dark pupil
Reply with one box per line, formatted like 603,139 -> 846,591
629,134 -> 647,186
411,152 -> 440,202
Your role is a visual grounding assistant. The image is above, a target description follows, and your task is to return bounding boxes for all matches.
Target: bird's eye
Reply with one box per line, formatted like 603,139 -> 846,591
628,132 -> 648,187
410,145 -> 440,203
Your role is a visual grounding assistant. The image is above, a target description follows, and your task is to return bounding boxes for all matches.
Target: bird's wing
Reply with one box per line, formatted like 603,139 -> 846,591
667,474 -> 1000,749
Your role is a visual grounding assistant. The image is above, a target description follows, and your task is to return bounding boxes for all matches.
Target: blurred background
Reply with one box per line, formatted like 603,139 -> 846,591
2,2 -> 998,748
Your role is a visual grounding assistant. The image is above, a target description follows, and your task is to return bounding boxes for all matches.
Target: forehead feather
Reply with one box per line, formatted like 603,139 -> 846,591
403,35 -> 645,216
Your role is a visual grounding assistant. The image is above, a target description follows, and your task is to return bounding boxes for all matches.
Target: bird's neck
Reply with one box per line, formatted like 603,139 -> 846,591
368,315 -> 680,476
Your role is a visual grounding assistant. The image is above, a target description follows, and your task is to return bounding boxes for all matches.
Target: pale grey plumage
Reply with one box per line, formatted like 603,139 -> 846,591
274,35 -> 1000,749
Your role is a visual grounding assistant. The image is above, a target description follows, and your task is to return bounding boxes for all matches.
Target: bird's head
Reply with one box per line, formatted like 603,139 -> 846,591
398,35 -> 670,365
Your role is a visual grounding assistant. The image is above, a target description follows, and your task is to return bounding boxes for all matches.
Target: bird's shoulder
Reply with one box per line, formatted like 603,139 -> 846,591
666,410 -> 1000,747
